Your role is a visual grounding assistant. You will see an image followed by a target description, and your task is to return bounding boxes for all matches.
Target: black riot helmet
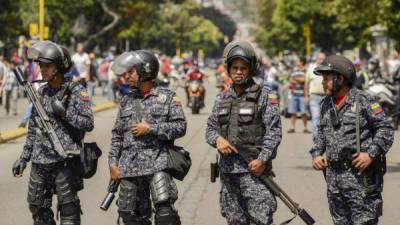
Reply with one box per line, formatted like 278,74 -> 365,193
27,40 -> 72,74
223,40 -> 259,76
111,50 -> 159,81
314,55 -> 356,87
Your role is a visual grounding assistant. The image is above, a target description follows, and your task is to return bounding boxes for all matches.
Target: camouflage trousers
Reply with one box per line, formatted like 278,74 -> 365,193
220,172 -> 277,225
117,174 -> 178,224
326,168 -> 382,225
27,161 -> 83,225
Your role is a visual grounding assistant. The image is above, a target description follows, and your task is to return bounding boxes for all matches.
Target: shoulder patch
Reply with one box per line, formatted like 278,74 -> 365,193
157,94 -> 167,104
80,91 -> 89,97
267,93 -> 279,104
371,102 -> 383,115
173,96 -> 182,107
80,91 -> 90,102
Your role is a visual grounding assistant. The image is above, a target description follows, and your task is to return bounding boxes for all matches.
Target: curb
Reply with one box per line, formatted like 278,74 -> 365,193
0,101 -> 117,144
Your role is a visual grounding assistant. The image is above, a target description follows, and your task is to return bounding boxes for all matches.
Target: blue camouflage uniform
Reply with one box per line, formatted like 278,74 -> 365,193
206,80 -> 282,225
20,81 -> 94,225
109,86 -> 186,222
310,88 -> 394,225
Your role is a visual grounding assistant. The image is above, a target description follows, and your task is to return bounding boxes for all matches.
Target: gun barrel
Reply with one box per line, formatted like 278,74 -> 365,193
237,147 -> 315,225
14,67 -> 26,85
100,192 -> 115,211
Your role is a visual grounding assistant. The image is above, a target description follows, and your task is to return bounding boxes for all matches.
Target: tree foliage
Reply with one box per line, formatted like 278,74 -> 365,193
255,0 -> 400,55
1,0 -> 231,56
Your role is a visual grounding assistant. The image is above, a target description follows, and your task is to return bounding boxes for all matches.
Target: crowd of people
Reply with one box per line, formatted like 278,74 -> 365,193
259,50 -> 400,136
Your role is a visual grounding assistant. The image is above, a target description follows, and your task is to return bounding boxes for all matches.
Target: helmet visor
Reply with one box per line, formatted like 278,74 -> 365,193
27,40 -> 59,64
313,64 -> 337,75
111,52 -> 137,75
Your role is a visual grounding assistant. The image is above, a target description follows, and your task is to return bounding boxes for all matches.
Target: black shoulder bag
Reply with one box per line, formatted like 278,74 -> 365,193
60,82 -> 102,179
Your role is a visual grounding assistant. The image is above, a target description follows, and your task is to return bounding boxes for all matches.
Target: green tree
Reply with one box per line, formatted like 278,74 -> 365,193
254,0 -> 381,55
0,0 -> 23,44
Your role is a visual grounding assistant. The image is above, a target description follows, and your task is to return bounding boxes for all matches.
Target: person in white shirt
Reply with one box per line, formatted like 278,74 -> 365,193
304,52 -> 326,137
71,43 -> 90,86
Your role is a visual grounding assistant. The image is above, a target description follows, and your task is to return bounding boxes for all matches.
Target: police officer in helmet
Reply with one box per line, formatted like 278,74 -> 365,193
206,40 -> 282,224
12,40 -> 94,225
310,55 -> 394,225
109,50 -> 187,225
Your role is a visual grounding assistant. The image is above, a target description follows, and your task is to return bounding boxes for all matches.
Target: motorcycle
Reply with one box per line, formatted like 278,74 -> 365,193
215,72 -> 226,93
188,80 -> 202,114
169,66 -> 185,90
366,79 -> 399,129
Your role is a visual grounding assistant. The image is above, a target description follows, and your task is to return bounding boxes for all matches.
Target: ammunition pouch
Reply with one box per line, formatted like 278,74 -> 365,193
362,154 -> 386,194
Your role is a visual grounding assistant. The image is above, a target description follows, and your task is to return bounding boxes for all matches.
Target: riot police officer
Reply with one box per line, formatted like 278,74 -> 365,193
310,55 -> 394,225
109,50 -> 186,225
206,40 -> 282,225
12,40 -> 94,225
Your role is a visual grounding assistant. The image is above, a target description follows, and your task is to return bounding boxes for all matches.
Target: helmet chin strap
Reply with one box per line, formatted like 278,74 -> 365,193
332,75 -> 344,97
48,70 -> 59,82
233,76 -> 252,88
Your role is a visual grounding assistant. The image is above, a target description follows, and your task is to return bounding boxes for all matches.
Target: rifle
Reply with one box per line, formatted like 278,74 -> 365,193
237,146 -> 315,225
100,180 -> 120,211
14,67 -> 67,158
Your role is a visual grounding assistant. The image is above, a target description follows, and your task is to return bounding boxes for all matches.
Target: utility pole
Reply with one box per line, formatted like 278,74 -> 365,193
302,20 -> 311,58
39,0 -> 45,40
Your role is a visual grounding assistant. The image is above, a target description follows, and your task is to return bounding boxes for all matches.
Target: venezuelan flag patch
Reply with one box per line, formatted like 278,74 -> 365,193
371,102 -> 383,115
268,93 -> 279,104
173,96 -> 182,107
80,91 -> 90,102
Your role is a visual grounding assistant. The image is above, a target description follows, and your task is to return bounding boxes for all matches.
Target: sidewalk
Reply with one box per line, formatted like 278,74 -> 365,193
0,93 -> 115,143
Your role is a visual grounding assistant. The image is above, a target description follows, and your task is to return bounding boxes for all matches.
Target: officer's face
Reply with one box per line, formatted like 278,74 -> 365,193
322,73 -> 334,96
127,68 -> 139,87
229,58 -> 250,84
39,62 -> 57,82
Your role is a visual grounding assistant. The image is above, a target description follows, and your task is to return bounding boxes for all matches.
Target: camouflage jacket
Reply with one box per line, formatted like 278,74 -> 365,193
20,81 -> 94,164
109,86 -> 186,177
310,88 -> 394,162
206,81 -> 282,173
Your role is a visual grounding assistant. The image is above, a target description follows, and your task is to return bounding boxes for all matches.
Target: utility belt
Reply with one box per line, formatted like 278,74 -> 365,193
327,160 -> 353,171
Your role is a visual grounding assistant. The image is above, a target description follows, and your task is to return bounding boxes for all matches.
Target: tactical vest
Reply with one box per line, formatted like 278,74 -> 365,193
217,84 -> 265,147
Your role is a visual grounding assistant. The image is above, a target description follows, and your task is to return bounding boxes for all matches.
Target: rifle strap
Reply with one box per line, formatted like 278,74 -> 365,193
355,94 -> 361,155
278,214 -> 297,225
133,97 -> 143,121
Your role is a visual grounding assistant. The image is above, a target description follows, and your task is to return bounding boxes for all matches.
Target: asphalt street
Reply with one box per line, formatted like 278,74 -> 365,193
0,79 -> 399,225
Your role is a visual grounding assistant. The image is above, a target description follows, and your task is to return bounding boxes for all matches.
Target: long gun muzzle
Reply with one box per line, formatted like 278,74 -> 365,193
100,180 -> 119,211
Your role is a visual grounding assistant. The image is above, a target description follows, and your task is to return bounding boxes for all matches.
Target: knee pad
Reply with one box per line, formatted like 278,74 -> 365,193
119,212 -> 151,225
150,172 -> 176,205
154,204 -> 181,225
59,202 -> 81,225
29,204 -> 56,225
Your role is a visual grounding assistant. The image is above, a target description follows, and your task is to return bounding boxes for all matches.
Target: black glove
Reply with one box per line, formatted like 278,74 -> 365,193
12,158 -> 27,177
51,96 -> 67,118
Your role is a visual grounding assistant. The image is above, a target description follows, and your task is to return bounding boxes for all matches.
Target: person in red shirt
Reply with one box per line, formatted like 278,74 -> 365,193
185,63 -> 206,107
